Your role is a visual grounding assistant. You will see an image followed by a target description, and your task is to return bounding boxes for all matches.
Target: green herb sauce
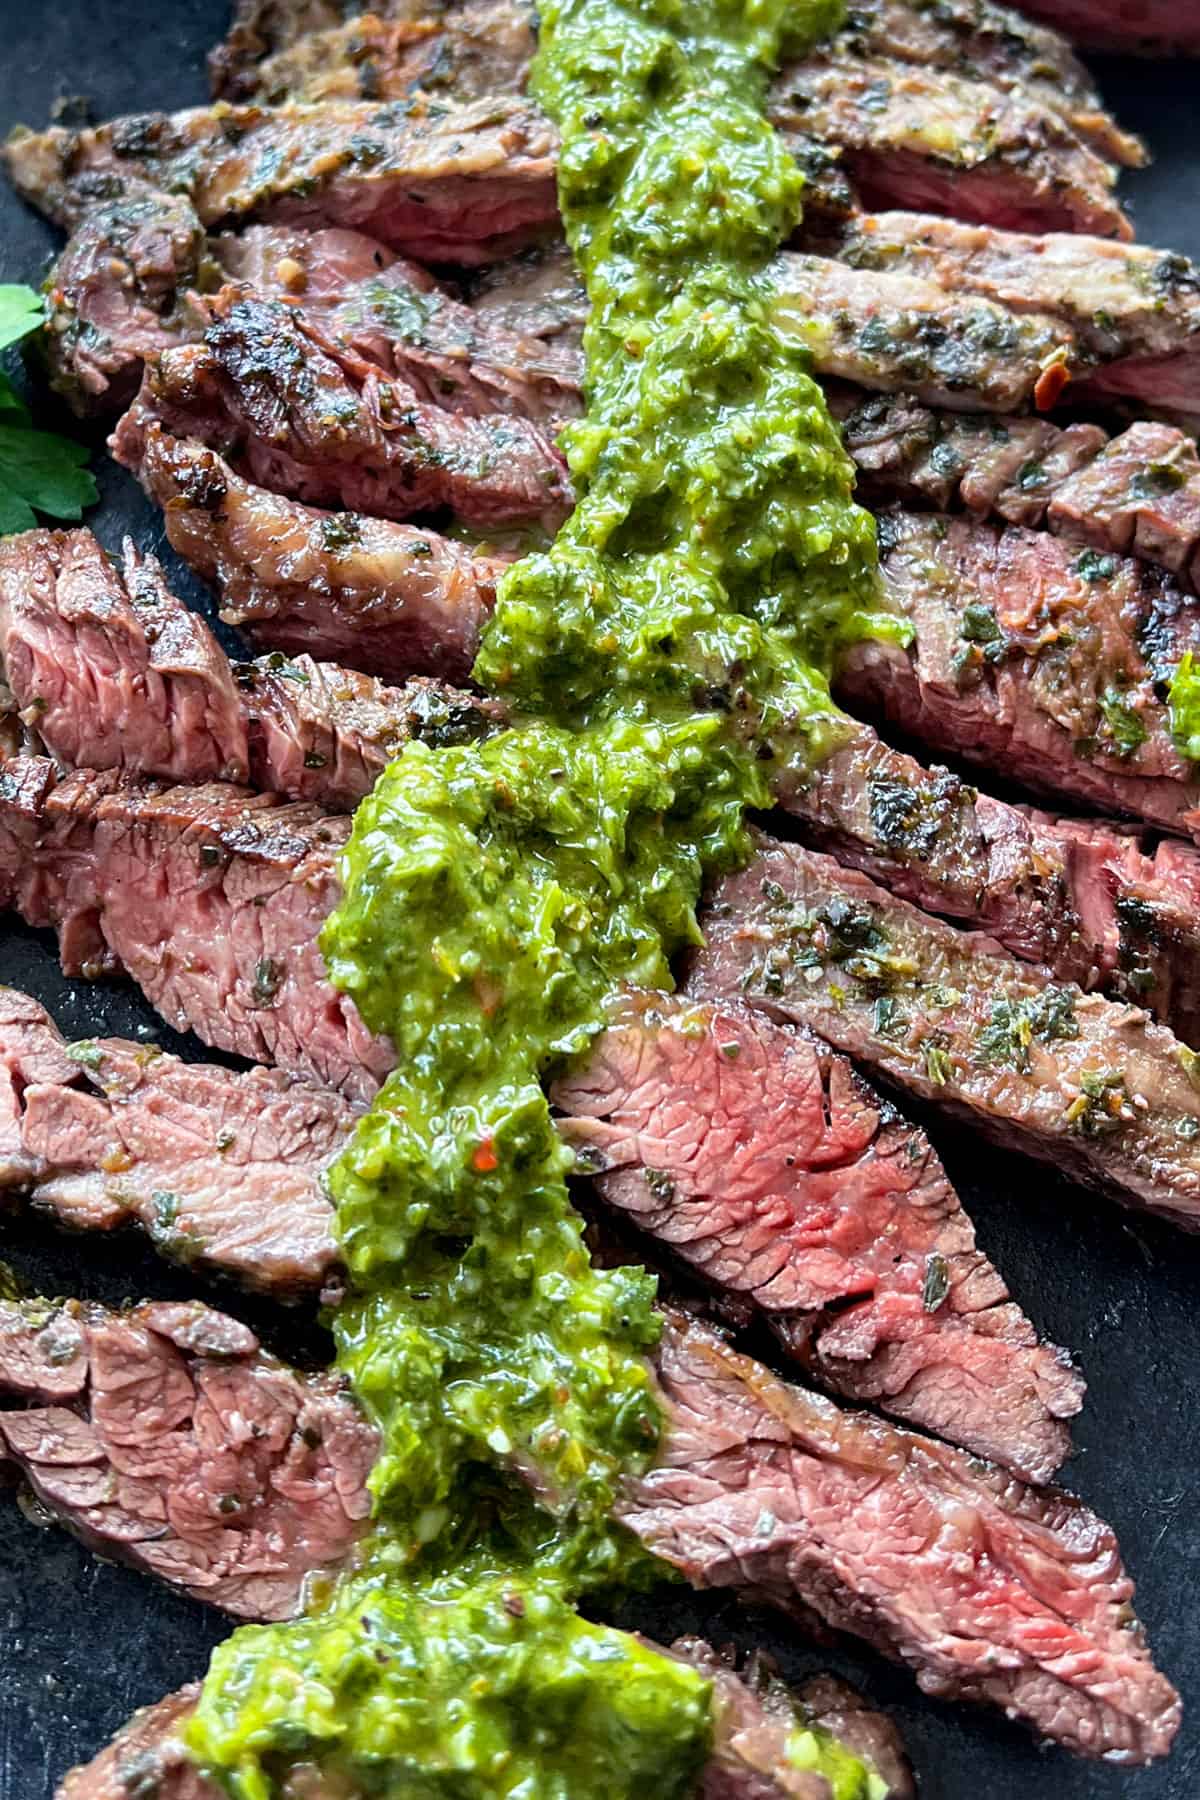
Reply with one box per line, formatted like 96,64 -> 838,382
187,0 -> 893,1793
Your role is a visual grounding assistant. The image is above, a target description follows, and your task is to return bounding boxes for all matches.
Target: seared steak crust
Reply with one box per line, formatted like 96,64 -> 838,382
120,423 -> 498,680
844,510 -> 1200,838
119,289 -> 572,531
622,1312 -> 1179,1764
0,758 -> 392,1100
555,989 -> 1081,1480
695,838 -> 1200,1226
0,991 -> 345,1292
0,1295 -> 376,1618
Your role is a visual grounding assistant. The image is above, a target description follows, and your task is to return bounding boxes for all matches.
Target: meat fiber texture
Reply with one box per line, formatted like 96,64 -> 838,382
694,837 -> 1200,1228
0,1295 -> 376,1620
554,989 -> 1081,1482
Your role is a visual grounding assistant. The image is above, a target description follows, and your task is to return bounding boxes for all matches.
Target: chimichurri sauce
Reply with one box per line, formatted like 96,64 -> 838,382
188,0 -> 897,1795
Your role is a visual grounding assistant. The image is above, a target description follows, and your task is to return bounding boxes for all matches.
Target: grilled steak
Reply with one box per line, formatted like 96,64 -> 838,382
0,526 -> 500,806
57,1652 -> 912,1800
0,758 -> 393,1100
823,211 -> 1200,422
554,989 -> 1081,1480
118,289 -> 572,531
42,188 -> 208,416
694,838 -> 1200,1227
120,423 -> 498,680
624,1310 -> 1178,1764
781,712 -> 1200,1044
2,94 -> 560,263
1010,0 -> 1200,53
841,510 -> 1200,838
0,1294 -> 375,1618
0,991 -> 345,1291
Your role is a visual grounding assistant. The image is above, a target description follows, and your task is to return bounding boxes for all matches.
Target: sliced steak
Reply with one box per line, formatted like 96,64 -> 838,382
117,289 -> 572,531
0,758 -> 392,1100
0,526 -> 501,807
0,991 -> 345,1292
58,1689 -> 209,1800
2,94 -> 560,264
823,211 -> 1200,422
554,989 -> 1082,1481
215,223 -> 584,427
693,838 -> 1200,1227
780,712 -> 1200,1045
1010,0 -> 1200,53
0,1295 -> 375,1618
623,1310 -> 1179,1764
841,510 -> 1200,838
42,187 -> 209,416
120,422 -> 497,681
770,56 -> 1130,238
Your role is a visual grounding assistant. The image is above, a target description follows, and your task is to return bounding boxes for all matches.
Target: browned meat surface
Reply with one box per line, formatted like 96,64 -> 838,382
824,211 -> 1200,422
694,838 -> 1200,1227
0,526 -> 501,807
622,1311 -> 1179,1764
42,188 -> 208,416
554,989 -> 1081,1480
58,1689 -> 209,1800
216,223 -> 584,427
2,94 -> 560,264
121,423 -> 498,680
0,991 -> 345,1291
0,758 -> 393,1100
780,712 -> 1200,1044
770,57 -> 1130,238
467,240 -> 589,350
1011,0 -> 1200,53
118,289 -> 572,531
0,1295 -> 376,1618
842,510 -> 1200,838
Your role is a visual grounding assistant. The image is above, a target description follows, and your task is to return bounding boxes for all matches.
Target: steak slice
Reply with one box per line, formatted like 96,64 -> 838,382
622,1310 -> 1178,1764
770,56 -> 1130,238
2,94 -> 560,263
823,211 -> 1200,422
554,989 -> 1082,1481
1010,0 -> 1200,53
0,526 -> 501,807
841,510 -> 1200,839
0,1294 -> 375,1618
0,991 -> 345,1292
42,187 -> 209,416
0,758 -> 393,1100
780,712 -> 1200,1045
693,838 -> 1200,1227
120,422 -> 498,681
117,289 -> 572,531
57,1650 -> 912,1800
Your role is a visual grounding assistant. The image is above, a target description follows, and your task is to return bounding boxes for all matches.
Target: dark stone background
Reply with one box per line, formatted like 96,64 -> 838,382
0,8 -> 1197,1795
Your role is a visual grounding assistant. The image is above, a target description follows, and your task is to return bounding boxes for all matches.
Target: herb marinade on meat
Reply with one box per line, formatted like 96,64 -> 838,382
177,0 -> 902,1794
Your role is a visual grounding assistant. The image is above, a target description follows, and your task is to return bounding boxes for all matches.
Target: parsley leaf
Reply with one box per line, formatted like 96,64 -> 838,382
0,283 -> 97,533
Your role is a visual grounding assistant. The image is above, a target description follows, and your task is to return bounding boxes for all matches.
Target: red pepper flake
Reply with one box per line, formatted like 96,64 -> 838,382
472,1137 -> 499,1173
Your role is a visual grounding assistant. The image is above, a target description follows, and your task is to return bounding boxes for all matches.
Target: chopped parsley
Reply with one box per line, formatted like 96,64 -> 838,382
0,285 -> 96,535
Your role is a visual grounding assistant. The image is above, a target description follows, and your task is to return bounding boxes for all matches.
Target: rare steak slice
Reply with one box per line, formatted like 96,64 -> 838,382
840,510 -> 1200,839
1009,0 -> 1200,53
0,991 -> 346,1292
0,526 -> 502,808
622,1311 -> 1178,1764
822,211 -> 1200,422
779,710 -> 1200,1043
694,838 -> 1200,1227
0,758 -> 392,1101
0,1294 -> 376,1618
554,989 -> 1082,1481
117,289 -> 572,531
118,422 -> 497,683
2,94 -> 560,264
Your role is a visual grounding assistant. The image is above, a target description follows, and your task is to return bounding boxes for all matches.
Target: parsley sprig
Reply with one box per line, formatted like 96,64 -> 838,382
0,285 -> 96,534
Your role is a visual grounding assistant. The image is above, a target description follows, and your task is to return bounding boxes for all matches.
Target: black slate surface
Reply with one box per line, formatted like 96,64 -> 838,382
0,8 -> 1198,1796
